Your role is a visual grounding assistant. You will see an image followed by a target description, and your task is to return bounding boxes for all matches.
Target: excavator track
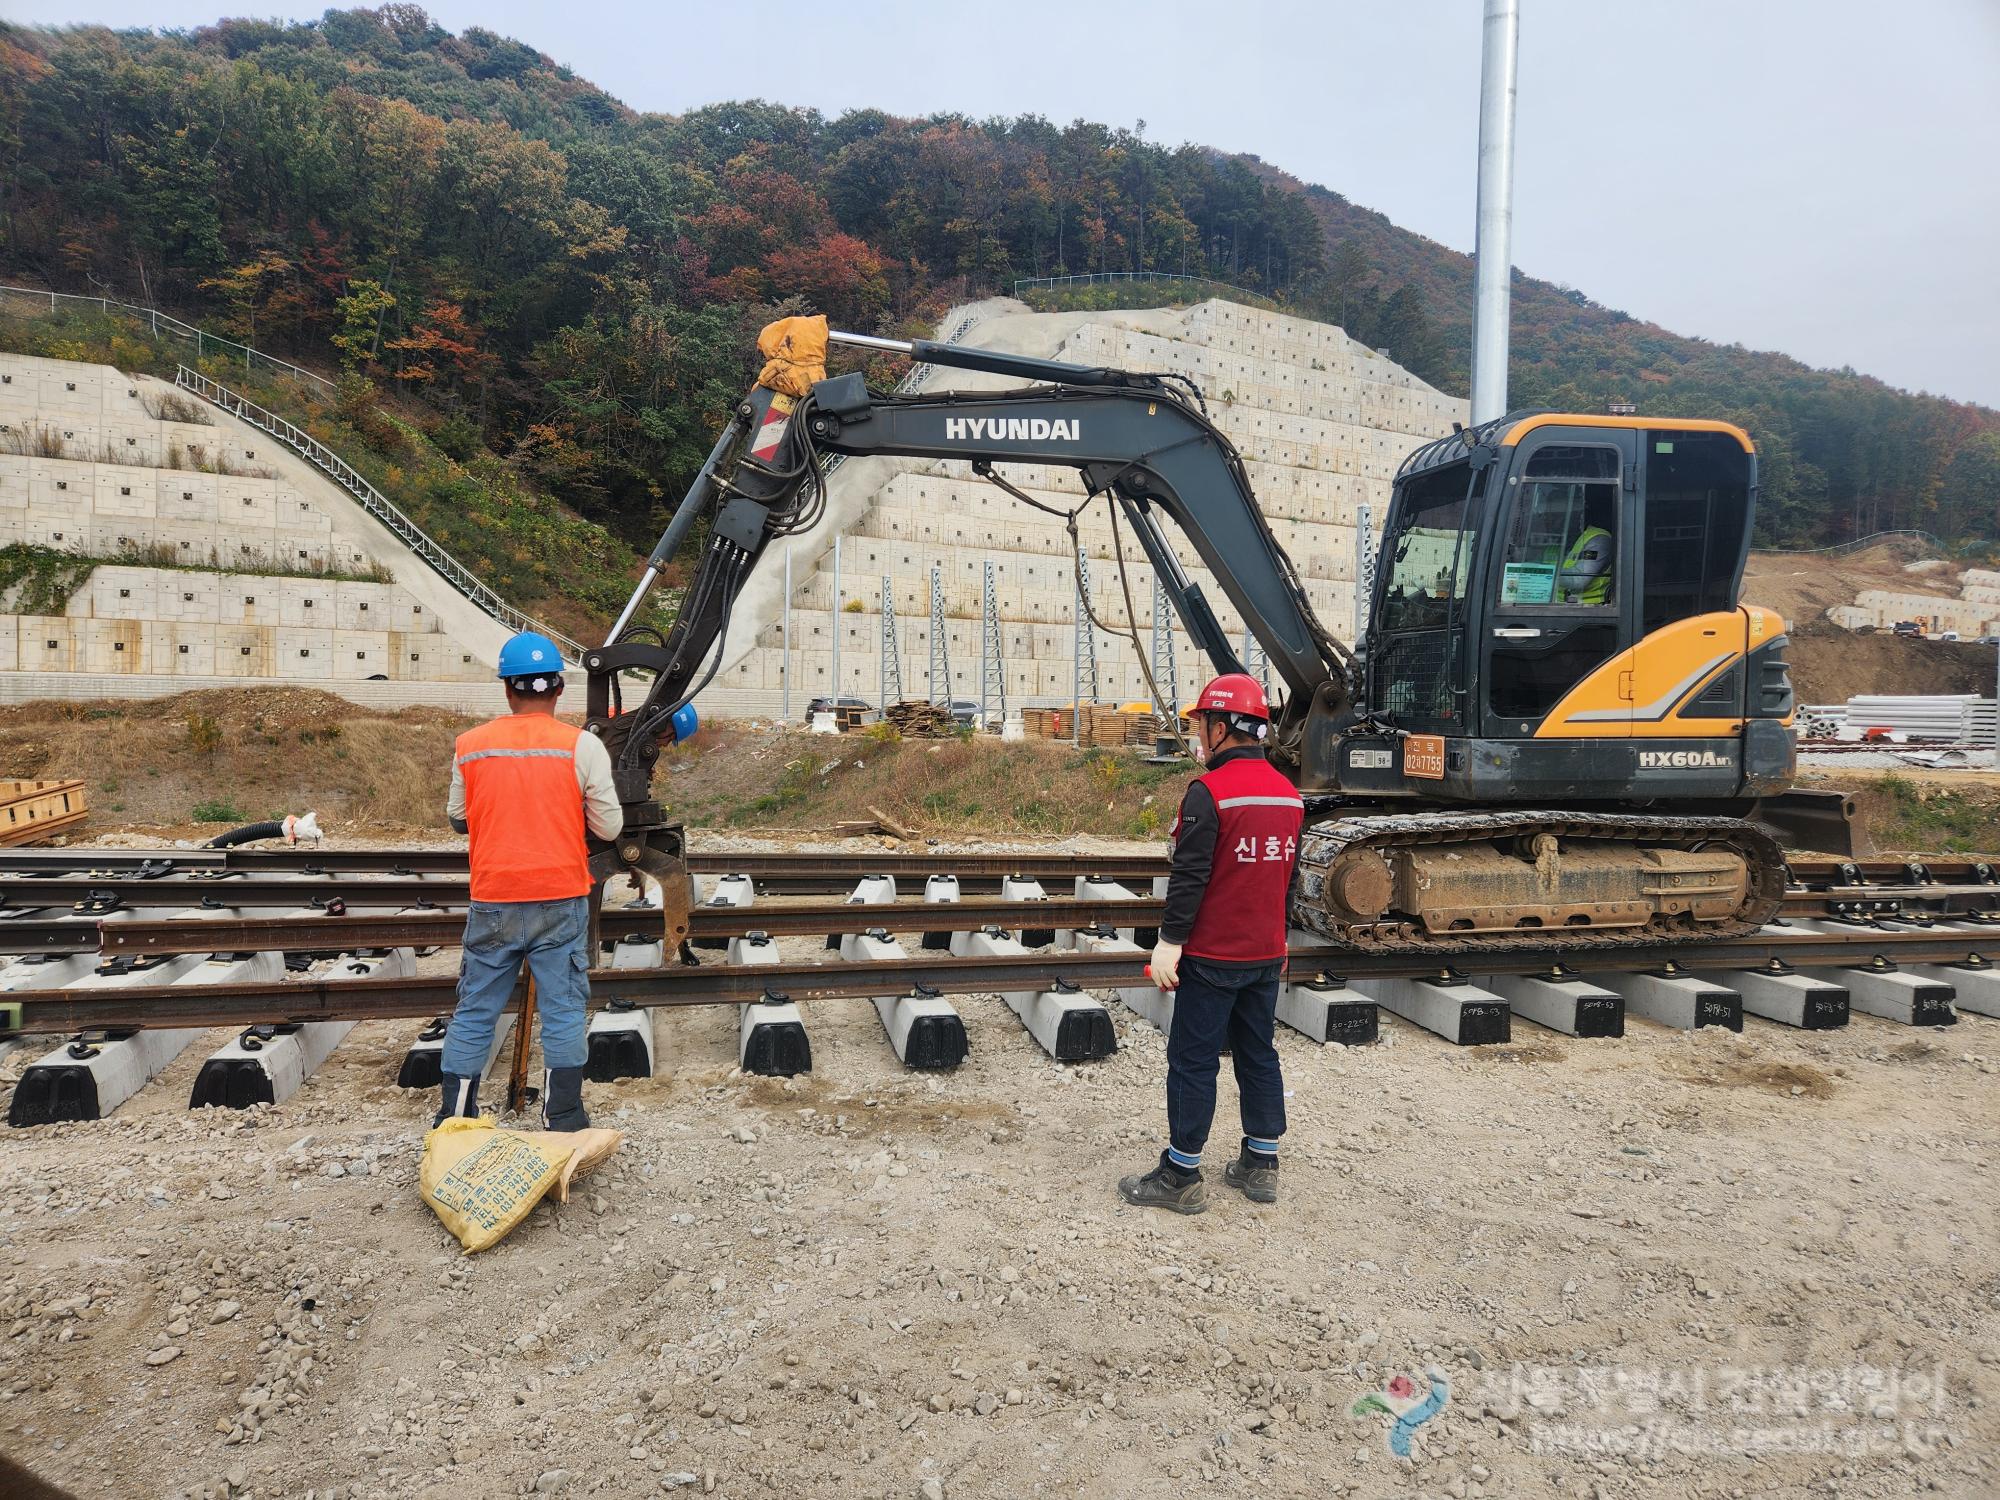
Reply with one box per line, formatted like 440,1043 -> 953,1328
1291,809 -> 1789,954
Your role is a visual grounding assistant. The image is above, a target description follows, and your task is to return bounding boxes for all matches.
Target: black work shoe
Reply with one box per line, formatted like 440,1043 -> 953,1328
541,1066 -> 590,1132
434,1071 -> 481,1128
1118,1153 -> 1207,1215
1223,1153 -> 1279,1204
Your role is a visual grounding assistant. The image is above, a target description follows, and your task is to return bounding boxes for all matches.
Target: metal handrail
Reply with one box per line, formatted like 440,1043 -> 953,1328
0,282 -> 336,397
173,365 -> 583,659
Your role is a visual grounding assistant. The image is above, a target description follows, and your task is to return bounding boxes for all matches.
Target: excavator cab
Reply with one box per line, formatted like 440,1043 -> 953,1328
1335,414 -> 1796,812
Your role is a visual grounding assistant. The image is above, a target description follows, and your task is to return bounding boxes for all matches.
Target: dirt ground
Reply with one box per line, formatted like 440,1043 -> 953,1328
2,831 -> 1998,1500
1742,544 -> 2000,704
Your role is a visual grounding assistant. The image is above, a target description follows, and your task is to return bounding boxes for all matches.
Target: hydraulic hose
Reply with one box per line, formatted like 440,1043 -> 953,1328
204,820 -> 284,849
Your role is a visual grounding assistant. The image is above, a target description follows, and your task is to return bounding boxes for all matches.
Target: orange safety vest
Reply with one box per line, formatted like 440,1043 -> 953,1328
455,713 -> 591,903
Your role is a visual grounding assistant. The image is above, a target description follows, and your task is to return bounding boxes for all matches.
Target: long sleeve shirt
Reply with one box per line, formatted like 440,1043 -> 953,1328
447,722 -> 623,840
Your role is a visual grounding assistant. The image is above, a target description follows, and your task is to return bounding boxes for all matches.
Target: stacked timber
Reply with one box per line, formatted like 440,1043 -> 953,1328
884,700 -> 958,738
0,779 -> 86,845
1020,706 -> 1163,746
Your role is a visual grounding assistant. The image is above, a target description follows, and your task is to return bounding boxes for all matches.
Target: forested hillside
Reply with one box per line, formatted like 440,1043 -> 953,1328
1,6 -> 1993,556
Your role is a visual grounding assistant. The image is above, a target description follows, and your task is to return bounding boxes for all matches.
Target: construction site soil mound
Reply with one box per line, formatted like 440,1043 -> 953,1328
1784,618 -> 1999,704
1742,540 -> 1958,632
0,835 -> 1995,1500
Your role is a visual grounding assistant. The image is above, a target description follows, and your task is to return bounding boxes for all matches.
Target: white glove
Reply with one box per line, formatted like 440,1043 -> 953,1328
1149,940 -> 1183,990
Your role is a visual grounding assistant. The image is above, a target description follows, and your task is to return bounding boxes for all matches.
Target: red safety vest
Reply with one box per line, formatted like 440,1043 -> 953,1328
455,714 -> 591,903
1180,753 -> 1304,963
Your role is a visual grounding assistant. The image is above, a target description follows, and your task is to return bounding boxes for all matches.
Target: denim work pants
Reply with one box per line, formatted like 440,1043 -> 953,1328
441,896 -> 591,1075
1165,958 -> 1287,1160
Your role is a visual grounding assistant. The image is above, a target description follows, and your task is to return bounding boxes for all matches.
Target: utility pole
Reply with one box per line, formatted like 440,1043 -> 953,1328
1470,0 -> 1520,426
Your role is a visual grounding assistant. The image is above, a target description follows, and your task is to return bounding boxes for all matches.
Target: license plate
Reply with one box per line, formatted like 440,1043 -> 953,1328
1403,734 -> 1445,780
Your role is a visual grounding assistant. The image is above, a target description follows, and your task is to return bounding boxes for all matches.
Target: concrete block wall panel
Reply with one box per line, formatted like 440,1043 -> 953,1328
20,617 -> 70,670
0,616 -> 13,670
103,465 -> 163,519
2,354 -> 511,681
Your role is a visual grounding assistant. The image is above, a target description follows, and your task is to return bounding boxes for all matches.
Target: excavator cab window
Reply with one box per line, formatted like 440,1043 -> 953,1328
1639,431 -> 1752,634
1483,435 -> 1633,731
1372,461 -> 1486,726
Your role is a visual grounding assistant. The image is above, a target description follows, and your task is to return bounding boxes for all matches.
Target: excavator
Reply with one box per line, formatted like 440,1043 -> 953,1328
583,315 -> 1833,956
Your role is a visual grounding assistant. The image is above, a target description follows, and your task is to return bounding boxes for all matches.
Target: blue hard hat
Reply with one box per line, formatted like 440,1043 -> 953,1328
497,631 -> 564,681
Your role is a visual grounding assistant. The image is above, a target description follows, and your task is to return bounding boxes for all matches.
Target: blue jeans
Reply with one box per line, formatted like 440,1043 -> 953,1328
1165,958 -> 1286,1161
442,896 -> 591,1075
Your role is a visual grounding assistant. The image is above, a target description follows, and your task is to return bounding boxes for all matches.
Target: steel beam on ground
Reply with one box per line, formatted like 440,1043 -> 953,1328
49,895 -> 1168,958
7,932 -> 1997,1034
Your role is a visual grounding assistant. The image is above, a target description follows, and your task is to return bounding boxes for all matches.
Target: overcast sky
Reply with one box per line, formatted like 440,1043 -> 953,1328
13,0 -> 1999,408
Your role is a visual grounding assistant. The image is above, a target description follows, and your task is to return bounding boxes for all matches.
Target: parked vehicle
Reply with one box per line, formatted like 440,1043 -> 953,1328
1892,621 -> 1925,638
1939,631 -> 1961,642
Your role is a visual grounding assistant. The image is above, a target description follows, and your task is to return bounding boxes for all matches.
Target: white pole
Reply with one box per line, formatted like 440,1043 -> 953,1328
830,535 -> 842,706
782,545 -> 793,722
1470,0 -> 1520,426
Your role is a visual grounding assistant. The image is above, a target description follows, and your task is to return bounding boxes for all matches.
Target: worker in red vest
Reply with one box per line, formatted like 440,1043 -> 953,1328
1120,673 -> 1303,1214
435,632 -> 623,1131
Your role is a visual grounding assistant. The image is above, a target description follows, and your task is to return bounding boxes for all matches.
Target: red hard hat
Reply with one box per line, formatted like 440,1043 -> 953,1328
1193,673 -> 1269,721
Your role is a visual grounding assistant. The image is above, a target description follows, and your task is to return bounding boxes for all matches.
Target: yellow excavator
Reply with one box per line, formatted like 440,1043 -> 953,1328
583,316 -> 1828,955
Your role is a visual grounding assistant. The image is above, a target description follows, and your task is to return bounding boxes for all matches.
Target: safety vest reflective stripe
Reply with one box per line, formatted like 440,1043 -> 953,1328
1184,755 -> 1305,964
456,747 -> 575,765
455,715 -> 591,903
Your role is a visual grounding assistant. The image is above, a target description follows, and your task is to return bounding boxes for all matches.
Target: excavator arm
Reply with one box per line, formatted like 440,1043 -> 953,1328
582,317 -> 1808,955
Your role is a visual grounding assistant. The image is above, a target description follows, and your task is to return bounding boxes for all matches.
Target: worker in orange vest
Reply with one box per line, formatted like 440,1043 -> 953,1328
436,632 -> 623,1131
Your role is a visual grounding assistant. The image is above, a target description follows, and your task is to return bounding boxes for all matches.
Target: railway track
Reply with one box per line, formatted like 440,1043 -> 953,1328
2,843 -> 1995,1126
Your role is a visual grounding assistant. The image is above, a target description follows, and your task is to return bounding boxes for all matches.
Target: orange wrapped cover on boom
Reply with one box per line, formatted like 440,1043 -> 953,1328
756,314 -> 828,398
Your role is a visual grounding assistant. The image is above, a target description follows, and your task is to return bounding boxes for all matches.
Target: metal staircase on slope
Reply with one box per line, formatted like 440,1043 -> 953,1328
174,365 -> 584,661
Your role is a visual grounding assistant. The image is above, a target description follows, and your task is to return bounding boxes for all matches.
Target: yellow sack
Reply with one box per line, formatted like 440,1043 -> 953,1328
755,314 -> 828,398
419,1118 -> 624,1254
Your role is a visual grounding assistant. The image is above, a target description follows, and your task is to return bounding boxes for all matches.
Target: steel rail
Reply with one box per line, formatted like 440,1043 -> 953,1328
3,842 -> 1995,887
0,848 -> 1169,881
5,932 -> 1994,1034
4,896 -> 1164,958
5,887 -> 1996,959
6,872 -> 1995,928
